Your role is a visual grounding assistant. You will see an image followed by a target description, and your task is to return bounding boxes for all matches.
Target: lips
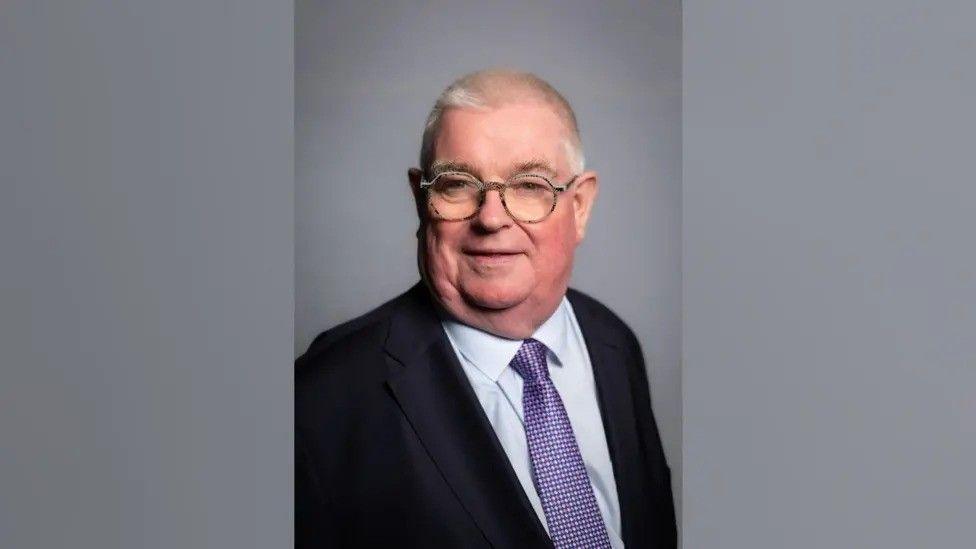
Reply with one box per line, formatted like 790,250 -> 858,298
462,248 -> 523,267
463,249 -> 522,256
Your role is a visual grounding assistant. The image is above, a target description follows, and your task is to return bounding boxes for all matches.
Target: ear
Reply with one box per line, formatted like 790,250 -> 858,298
408,167 -> 427,223
571,170 -> 599,242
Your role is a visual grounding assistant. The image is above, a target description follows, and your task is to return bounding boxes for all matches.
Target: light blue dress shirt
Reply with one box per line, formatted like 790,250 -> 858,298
442,297 -> 625,548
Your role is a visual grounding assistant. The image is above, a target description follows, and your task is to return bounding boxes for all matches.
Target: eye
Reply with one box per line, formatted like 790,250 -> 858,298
510,178 -> 551,197
432,175 -> 479,199
440,178 -> 469,190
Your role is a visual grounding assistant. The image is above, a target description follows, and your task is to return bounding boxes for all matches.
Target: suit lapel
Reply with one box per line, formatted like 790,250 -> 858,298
569,291 -> 649,547
383,285 -> 551,548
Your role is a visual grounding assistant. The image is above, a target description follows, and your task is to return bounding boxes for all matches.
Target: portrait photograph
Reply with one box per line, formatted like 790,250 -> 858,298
295,1 -> 681,547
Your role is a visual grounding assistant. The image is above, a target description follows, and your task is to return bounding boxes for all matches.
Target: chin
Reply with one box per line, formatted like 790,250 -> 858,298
459,281 -> 533,310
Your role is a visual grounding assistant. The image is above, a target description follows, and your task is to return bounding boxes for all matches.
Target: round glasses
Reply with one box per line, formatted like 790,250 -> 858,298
420,171 -> 578,223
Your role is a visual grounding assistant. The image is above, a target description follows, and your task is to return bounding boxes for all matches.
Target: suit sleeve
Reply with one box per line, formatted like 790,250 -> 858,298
627,332 -> 678,547
295,428 -> 337,548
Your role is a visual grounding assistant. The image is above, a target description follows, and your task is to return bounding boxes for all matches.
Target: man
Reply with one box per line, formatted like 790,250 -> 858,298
296,69 -> 676,548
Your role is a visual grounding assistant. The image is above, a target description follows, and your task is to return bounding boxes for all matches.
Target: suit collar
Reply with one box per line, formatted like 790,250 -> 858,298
566,288 -> 625,349
567,289 -> 651,547
383,283 -> 552,548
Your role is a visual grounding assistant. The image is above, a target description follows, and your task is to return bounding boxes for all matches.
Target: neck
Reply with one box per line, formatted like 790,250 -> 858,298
430,285 -> 565,340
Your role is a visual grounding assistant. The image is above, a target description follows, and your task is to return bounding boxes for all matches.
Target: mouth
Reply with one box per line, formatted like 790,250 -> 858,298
462,249 -> 524,266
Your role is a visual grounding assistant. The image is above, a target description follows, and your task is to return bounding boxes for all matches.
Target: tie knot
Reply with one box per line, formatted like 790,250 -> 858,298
510,338 -> 549,383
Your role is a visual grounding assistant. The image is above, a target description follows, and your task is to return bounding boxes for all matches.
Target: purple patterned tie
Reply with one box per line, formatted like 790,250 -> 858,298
510,339 -> 612,549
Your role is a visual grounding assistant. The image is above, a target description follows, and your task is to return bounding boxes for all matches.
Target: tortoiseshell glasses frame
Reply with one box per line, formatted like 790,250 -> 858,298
419,171 -> 580,223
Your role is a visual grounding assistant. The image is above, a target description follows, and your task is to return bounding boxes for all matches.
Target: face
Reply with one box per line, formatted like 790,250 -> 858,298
410,102 -> 599,339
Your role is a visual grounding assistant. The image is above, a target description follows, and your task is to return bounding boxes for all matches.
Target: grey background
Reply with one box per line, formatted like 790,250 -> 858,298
296,0 -> 683,521
2,1 -> 292,547
684,1 -> 976,547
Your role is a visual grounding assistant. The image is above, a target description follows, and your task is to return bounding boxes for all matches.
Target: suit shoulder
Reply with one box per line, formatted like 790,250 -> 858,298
295,285 -> 421,384
298,295 -> 397,360
566,287 -> 642,351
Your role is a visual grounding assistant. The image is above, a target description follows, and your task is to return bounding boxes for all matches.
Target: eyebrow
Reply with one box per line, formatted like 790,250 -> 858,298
429,160 -> 480,178
510,159 -> 557,178
428,158 -> 558,179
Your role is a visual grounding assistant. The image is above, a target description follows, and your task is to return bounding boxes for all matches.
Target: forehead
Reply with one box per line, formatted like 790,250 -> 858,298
433,103 -> 572,176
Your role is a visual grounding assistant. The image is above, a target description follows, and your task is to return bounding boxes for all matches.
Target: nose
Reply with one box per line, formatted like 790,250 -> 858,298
473,187 -> 512,232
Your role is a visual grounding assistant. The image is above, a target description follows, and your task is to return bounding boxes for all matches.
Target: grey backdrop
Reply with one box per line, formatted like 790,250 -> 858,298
2,0 -> 292,547
296,0 -> 683,522
684,1 -> 976,547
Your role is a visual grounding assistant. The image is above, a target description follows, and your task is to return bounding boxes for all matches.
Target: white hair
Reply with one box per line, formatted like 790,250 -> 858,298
419,69 -> 586,177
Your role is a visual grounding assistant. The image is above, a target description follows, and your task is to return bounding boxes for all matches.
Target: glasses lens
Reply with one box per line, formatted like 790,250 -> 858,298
505,175 -> 556,222
429,173 -> 481,219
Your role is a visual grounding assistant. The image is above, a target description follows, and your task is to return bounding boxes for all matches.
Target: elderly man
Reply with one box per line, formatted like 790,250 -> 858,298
296,69 -> 676,548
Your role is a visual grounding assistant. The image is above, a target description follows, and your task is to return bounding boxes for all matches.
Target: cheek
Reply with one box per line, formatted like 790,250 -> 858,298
529,218 -> 578,276
424,224 -> 462,279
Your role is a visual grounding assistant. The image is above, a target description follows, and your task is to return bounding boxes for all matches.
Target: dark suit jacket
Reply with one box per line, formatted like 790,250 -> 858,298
296,283 -> 676,548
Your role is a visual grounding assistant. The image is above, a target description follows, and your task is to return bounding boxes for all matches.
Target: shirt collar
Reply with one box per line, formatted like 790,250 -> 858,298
441,297 -> 572,382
